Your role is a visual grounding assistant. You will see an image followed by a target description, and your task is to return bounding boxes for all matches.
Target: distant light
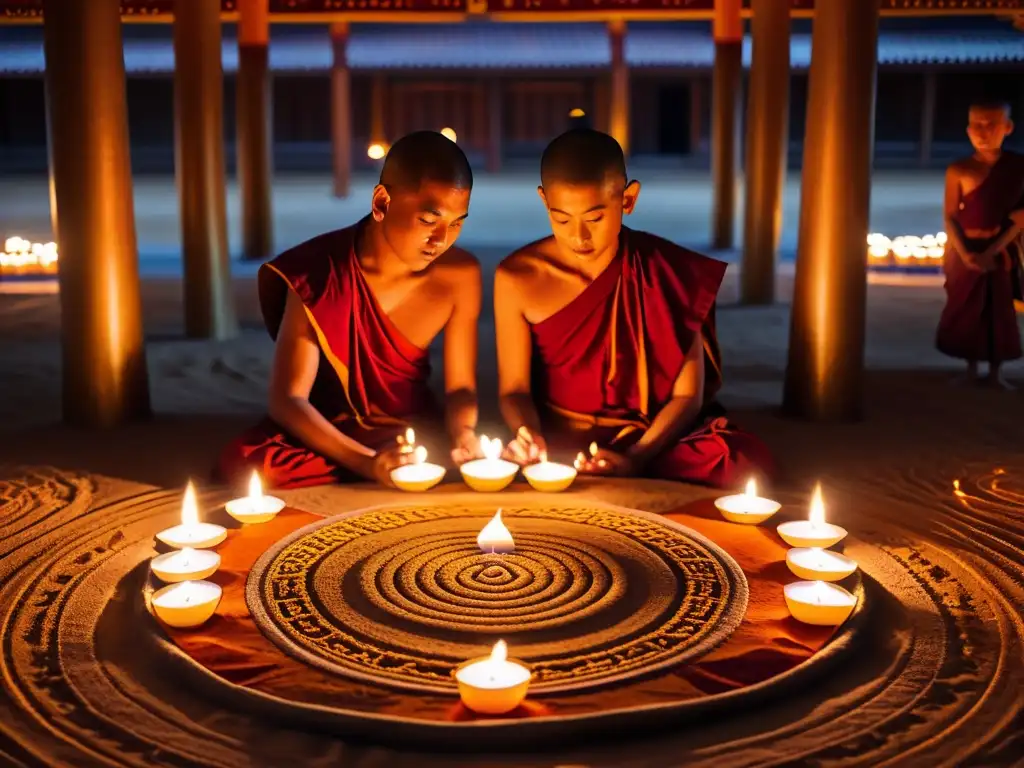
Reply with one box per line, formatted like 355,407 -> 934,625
569,108 -> 586,118
367,143 -> 387,160
440,127 -> 457,143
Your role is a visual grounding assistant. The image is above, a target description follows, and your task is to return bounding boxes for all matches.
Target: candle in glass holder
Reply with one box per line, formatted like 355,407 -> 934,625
786,547 -> 858,582
150,579 -> 223,628
150,547 -> 220,583
477,509 -> 515,554
156,482 -> 227,549
391,445 -> 446,492
714,478 -> 781,525
777,484 -> 848,548
225,471 -> 285,524
784,580 -> 857,626
522,452 -> 577,492
460,435 -> 519,492
454,640 -> 532,715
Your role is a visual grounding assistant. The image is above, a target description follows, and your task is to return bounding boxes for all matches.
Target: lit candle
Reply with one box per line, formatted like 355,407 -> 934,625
391,444 -> 446,492
224,471 -> 285,524
460,435 -> 519,492
454,640 -> 532,715
150,547 -> 220,583
776,484 -> 848,549
476,509 -> 515,554
155,482 -> 227,549
150,579 -> 223,628
714,478 -> 781,525
785,547 -> 858,582
522,451 -> 577,492
783,580 -> 857,626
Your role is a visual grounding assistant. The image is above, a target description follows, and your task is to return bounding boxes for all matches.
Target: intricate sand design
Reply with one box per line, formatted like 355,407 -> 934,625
246,504 -> 749,693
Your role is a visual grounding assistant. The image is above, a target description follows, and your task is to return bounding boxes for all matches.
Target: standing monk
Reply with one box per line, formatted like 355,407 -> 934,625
495,129 -> 774,489
217,131 -> 483,489
936,100 -> 1024,388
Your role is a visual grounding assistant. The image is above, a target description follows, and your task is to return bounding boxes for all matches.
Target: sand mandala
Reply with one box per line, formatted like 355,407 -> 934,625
247,503 -> 749,694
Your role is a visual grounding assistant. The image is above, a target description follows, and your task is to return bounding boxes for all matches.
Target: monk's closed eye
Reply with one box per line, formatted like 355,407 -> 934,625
418,218 -> 438,226
586,217 -> 604,224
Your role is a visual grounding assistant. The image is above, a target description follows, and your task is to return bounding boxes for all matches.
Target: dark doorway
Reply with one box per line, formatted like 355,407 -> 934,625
657,83 -> 691,154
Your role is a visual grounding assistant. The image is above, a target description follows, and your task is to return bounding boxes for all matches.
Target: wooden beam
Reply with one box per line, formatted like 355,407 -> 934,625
710,0 -> 742,249
330,22 -> 351,198
608,18 -> 630,155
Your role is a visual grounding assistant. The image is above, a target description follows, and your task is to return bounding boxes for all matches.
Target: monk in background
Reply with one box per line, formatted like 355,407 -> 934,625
495,129 -> 774,489
936,100 -> 1024,388
217,131 -> 483,489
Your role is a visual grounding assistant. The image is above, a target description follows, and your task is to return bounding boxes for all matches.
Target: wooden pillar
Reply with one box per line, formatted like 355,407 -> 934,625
740,0 -> 790,305
689,76 -> 703,153
236,0 -> 273,261
174,0 -> 237,340
42,0 -> 150,427
330,22 -> 351,198
608,19 -> 630,155
487,78 -> 503,173
594,77 -> 610,135
371,73 -> 387,145
711,0 -> 742,249
919,71 -> 937,168
783,0 -> 880,422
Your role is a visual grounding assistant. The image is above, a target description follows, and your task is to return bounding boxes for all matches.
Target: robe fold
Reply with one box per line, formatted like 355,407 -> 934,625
530,227 -> 774,489
936,151 -> 1024,363
216,219 -> 437,489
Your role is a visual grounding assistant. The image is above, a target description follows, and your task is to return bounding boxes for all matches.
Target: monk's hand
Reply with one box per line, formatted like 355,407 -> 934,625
450,429 -> 484,467
573,444 -> 636,477
504,426 -> 548,466
369,445 -> 415,488
964,252 -> 990,272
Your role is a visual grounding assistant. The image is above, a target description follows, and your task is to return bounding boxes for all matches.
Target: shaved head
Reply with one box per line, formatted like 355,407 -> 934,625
540,129 -> 627,189
969,98 -> 1011,116
379,130 -> 474,191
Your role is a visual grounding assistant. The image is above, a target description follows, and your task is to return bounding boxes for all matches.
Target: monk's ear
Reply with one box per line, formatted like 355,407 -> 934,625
371,184 -> 391,222
537,186 -> 548,208
1006,118 -> 1015,136
622,180 -> 641,215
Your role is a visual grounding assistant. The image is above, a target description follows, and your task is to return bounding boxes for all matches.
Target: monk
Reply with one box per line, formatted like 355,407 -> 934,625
936,100 -> 1024,388
495,129 -> 774,489
217,131 -> 483,489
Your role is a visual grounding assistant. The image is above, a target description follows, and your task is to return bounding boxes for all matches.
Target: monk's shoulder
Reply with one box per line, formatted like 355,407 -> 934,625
626,228 -> 726,275
433,246 -> 482,295
261,227 -> 354,306
496,237 -> 555,286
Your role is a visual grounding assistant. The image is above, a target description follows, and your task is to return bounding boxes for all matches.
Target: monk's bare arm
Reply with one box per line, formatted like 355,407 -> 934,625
495,264 -> 544,438
943,165 -> 976,267
979,218 -> 1023,260
626,332 -> 705,468
442,257 -> 482,444
267,290 -> 376,478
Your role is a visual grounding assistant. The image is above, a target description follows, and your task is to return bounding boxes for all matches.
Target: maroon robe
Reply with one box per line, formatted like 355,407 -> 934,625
216,220 -> 436,489
529,227 -> 775,489
936,151 -> 1024,363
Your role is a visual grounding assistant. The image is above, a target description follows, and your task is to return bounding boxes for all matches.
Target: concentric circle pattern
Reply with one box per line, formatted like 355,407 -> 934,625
247,504 -> 749,693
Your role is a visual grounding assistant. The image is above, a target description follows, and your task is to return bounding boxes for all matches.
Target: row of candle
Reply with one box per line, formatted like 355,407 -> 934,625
715,480 -> 859,626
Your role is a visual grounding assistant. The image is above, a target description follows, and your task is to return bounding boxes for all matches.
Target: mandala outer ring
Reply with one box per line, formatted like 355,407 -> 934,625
245,501 -> 750,695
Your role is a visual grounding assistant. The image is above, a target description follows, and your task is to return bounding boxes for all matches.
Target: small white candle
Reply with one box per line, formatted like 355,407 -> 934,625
150,547 -> 221,583
777,484 -> 848,549
784,580 -> 857,626
156,482 -> 227,550
455,640 -> 532,715
786,547 -> 858,582
460,435 -> 519,492
391,444 -> 446,492
522,452 -> 577,492
225,471 -> 286,524
714,478 -> 781,524
477,509 -> 515,554
150,579 -> 223,628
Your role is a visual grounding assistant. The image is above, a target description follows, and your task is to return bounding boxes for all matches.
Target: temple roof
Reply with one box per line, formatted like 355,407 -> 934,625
1,21 -> 1022,74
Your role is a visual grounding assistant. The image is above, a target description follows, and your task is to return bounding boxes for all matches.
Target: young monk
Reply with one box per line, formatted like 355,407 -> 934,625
936,100 -> 1024,388
217,131 -> 483,489
495,129 -> 774,489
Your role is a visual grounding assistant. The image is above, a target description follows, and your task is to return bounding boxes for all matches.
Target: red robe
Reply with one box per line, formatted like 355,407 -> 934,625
216,220 -> 437,489
530,227 -> 775,489
936,151 -> 1024,363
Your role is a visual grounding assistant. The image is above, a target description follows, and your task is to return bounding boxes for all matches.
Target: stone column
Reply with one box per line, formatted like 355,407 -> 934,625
236,0 -> 274,261
740,0 -> 790,305
330,22 -> 352,198
43,0 -> 151,426
174,0 -> 237,339
710,0 -> 742,249
783,0 -> 880,421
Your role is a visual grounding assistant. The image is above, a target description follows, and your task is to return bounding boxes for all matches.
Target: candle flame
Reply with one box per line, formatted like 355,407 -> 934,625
809,483 -> 826,527
413,445 -> 428,464
480,435 -> 502,462
404,427 -> 415,446
182,481 -> 199,527
589,442 -> 598,457
248,471 -> 263,500
744,478 -> 757,497
477,509 -> 515,553
490,639 -> 508,663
